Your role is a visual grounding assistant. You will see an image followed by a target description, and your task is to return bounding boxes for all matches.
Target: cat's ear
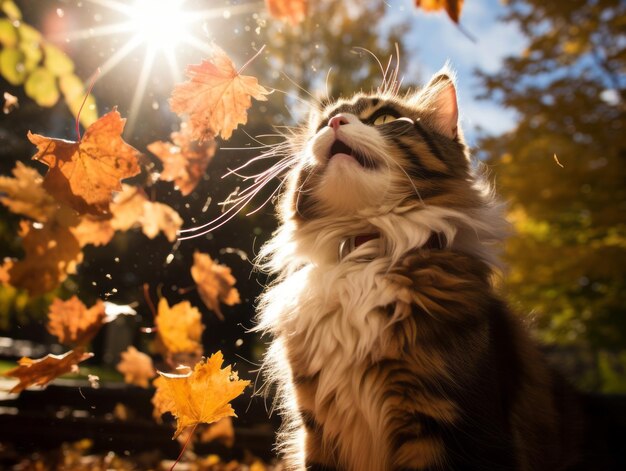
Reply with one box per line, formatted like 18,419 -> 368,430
417,68 -> 459,139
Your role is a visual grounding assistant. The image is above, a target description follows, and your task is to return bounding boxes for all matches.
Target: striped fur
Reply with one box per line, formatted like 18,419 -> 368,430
255,70 -> 586,470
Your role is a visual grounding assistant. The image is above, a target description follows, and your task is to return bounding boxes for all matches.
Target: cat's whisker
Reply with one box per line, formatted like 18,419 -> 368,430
325,67 -> 333,101
245,179 -> 286,216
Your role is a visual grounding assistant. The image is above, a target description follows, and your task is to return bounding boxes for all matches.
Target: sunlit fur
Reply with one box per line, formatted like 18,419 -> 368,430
255,69 -> 586,471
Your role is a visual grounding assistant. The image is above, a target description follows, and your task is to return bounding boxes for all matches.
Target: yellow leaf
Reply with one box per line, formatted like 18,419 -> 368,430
24,66 -> 59,107
154,351 -> 249,438
43,43 -> 74,76
155,298 -> 204,356
0,18 -> 17,47
0,47 -> 27,85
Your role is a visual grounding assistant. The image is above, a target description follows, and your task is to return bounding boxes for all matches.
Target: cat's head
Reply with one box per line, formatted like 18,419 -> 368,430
262,67 -> 506,269
280,68 -> 484,223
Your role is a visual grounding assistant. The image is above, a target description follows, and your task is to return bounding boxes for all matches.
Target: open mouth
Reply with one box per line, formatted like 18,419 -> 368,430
328,140 -> 376,169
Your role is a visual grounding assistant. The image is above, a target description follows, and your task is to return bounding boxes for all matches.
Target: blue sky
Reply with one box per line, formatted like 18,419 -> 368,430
384,0 -> 527,144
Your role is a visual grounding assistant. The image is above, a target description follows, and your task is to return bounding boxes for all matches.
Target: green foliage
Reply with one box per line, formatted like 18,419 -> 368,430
478,0 -> 626,391
0,3 -> 97,127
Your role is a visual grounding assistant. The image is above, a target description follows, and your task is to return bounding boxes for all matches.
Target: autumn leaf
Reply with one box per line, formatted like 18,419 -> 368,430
110,184 -> 182,242
155,298 -> 204,357
148,121 -> 216,196
117,346 -> 156,388
266,0 -> 307,25
139,200 -> 182,242
69,214 -> 115,247
47,296 -> 105,347
1,220 -> 83,296
0,161 -> 58,222
415,0 -> 464,23
191,252 -> 240,321
169,44 -> 269,141
28,108 -> 141,215
4,348 -> 93,393
154,351 -> 249,438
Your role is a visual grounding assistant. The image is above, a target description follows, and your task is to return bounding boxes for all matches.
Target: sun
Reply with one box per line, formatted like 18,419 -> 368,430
127,0 -> 190,54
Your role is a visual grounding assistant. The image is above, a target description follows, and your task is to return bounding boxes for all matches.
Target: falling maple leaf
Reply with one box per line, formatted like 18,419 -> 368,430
155,298 -> 204,357
69,214 -> 116,247
148,121 -> 216,196
28,108 -> 141,216
191,252 -> 240,321
266,0 -> 307,25
1,220 -> 83,296
169,44 -> 269,142
47,296 -> 106,347
4,348 -> 93,393
0,161 -> 58,222
139,200 -> 182,242
415,0 -> 464,23
110,184 -> 182,242
116,346 -> 156,388
154,351 -> 249,438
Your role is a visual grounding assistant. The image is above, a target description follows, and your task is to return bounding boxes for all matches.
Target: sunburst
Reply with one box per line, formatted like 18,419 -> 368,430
60,0 -> 259,134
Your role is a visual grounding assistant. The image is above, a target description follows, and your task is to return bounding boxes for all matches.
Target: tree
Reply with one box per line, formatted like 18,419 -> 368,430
477,0 -> 626,391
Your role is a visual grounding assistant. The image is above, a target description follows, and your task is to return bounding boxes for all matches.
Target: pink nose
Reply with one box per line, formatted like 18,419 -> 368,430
328,114 -> 349,130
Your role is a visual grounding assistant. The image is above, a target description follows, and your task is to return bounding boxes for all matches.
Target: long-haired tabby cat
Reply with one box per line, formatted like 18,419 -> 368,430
254,67 -> 593,470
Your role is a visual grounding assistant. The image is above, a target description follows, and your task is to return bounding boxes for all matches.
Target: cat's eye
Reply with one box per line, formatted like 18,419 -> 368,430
373,114 -> 397,126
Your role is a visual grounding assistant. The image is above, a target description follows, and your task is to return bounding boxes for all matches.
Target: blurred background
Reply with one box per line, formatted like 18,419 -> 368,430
0,0 -> 624,466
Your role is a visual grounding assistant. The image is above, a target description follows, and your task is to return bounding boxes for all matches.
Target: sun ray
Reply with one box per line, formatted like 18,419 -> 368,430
126,47 -> 157,137
96,34 -> 144,79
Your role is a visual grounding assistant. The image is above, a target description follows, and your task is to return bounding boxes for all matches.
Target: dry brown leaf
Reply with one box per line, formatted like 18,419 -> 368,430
110,184 -> 182,242
3,92 -> 18,114
47,296 -> 105,347
155,298 -> 204,357
169,45 -> 269,141
139,200 -> 182,242
148,121 -> 216,196
116,346 -> 156,388
191,252 -> 240,321
415,0 -> 464,23
69,214 -> 115,247
154,351 -> 249,438
4,348 -> 93,393
266,0 -> 307,25
0,161 -> 58,222
109,184 -> 146,232
1,220 -> 83,296
28,108 -> 141,216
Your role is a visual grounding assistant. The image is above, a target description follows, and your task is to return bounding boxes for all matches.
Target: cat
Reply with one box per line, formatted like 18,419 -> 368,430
254,67 -> 593,470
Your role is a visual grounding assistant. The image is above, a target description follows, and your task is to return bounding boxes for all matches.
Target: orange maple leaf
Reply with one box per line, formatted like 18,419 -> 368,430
69,214 -> 116,247
169,45 -> 269,142
154,351 -> 249,438
266,0 -> 307,25
1,220 -> 83,296
191,252 -> 241,321
117,346 -> 156,388
110,184 -> 182,242
415,0 -> 464,23
148,121 -> 216,196
4,348 -> 93,393
47,296 -> 106,347
28,108 -> 141,216
155,298 -> 204,357
0,161 -> 58,222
